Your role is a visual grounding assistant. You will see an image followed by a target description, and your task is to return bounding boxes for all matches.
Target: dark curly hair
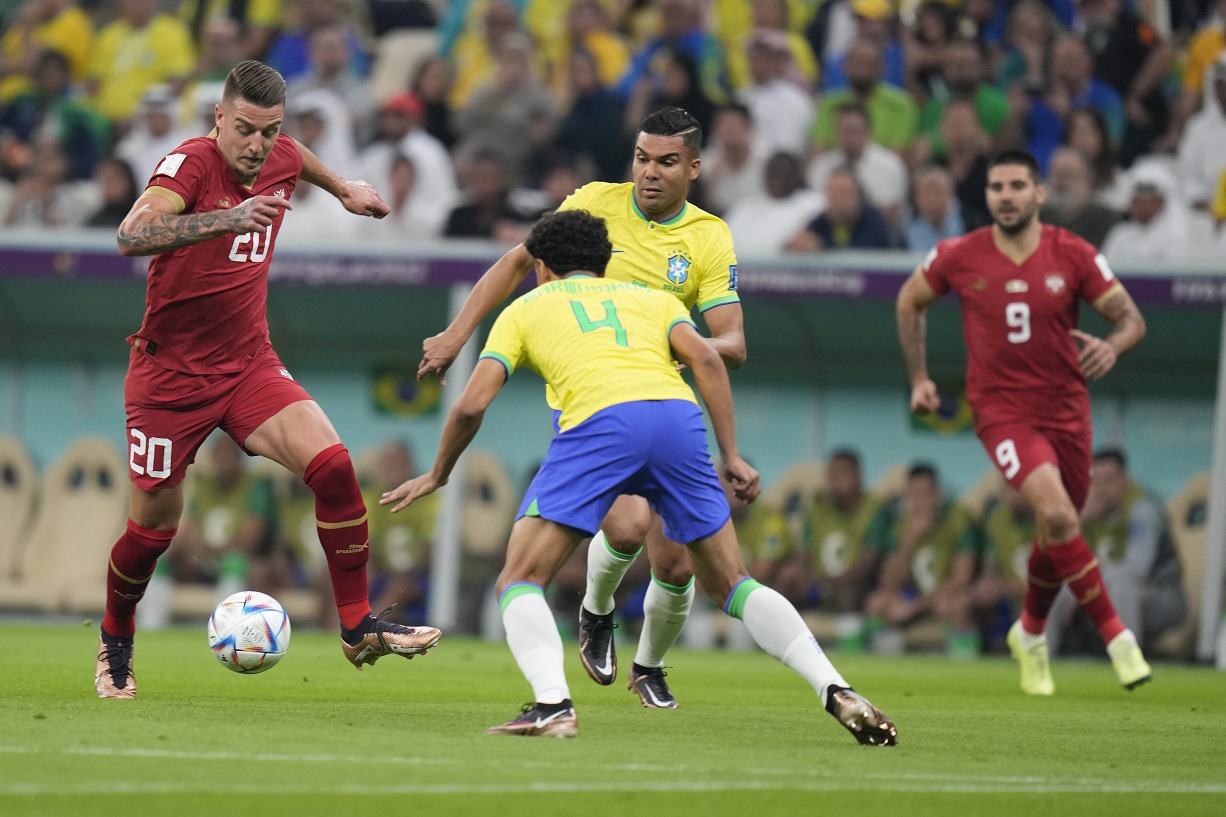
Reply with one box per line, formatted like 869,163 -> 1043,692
639,106 -> 702,156
524,209 -> 612,277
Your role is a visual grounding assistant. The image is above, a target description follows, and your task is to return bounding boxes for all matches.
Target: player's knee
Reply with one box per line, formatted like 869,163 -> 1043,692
1036,501 -> 1079,542
303,444 -> 362,507
602,512 -> 651,552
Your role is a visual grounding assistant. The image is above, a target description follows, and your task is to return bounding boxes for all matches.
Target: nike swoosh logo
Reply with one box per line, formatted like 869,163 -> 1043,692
643,682 -> 669,707
594,643 -> 613,676
533,710 -> 570,728
610,249 -> 624,253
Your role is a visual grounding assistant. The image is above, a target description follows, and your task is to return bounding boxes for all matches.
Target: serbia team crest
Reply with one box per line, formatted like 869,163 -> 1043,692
667,254 -> 691,285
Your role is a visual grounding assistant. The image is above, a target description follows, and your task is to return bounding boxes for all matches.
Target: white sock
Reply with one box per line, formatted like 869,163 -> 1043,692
740,584 -> 848,707
581,530 -> 639,616
501,587 -> 569,704
634,574 -> 694,668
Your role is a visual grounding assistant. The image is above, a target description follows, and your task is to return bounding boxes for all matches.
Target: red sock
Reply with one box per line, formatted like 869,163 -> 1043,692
304,444 -> 371,629
1046,534 -> 1126,644
102,520 -> 176,638
1020,540 -> 1062,636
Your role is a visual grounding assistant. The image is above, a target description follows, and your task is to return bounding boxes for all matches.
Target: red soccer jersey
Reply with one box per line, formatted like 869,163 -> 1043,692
921,225 -> 1120,429
128,134 -> 303,375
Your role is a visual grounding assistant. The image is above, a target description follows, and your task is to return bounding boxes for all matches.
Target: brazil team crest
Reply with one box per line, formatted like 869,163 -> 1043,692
667,253 -> 691,286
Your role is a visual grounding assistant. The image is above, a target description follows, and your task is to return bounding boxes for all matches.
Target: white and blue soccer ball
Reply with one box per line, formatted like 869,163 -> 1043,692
207,591 -> 291,674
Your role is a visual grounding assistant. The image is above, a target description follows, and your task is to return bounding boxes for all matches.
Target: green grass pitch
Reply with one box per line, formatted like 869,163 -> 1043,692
2,622 -> 1224,816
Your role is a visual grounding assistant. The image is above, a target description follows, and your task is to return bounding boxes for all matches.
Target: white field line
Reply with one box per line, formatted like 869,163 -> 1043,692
0,745 -> 1223,796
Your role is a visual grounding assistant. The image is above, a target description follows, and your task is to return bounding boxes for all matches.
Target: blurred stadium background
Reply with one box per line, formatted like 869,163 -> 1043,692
1,0 -> 1224,666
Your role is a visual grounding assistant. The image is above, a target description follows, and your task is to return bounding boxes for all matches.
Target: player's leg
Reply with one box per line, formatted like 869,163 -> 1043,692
1048,429 -> 1152,688
230,359 -> 439,667
98,369 -> 215,699
578,494 -> 651,685
627,517 -> 695,708
645,401 -> 894,744
490,412 -> 639,737
687,522 -> 896,746
485,516 -> 585,738
96,483 -> 185,699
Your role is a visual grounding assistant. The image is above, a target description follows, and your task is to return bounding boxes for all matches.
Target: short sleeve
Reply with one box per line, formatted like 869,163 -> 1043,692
479,301 -> 526,380
556,183 -> 598,214
1074,237 -> 1119,304
145,142 -> 209,212
920,239 -> 955,295
695,221 -> 740,313
663,294 -> 696,338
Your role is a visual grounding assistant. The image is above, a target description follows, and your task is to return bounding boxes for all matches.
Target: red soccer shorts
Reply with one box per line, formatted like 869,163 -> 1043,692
977,421 -> 1093,510
123,345 -> 313,491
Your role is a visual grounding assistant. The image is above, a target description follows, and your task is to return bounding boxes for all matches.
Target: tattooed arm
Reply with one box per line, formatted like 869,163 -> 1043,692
1070,284 -> 1147,380
116,192 -> 291,257
896,267 -> 942,413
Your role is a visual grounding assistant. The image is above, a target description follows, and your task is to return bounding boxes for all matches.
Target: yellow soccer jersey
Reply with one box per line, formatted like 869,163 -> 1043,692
480,275 -> 698,431
557,182 -> 740,313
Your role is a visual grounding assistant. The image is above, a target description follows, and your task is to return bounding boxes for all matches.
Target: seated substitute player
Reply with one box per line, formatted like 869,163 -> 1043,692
863,464 -> 981,656
967,484 -> 1035,652
419,107 -> 745,708
383,210 -> 896,745
772,449 -> 888,652
896,148 -> 1152,694
94,60 -> 439,700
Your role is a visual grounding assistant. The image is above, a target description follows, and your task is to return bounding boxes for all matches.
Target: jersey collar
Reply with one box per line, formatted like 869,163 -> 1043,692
631,193 -> 687,226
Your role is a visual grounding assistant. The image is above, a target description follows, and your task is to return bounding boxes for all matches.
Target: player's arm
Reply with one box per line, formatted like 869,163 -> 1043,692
295,140 -> 389,218
1072,284 -> 1146,381
896,266 -> 942,413
418,243 -> 536,384
701,302 -> 747,369
116,190 -> 291,256
670,321 -> 760,503
380,358 -> 507,512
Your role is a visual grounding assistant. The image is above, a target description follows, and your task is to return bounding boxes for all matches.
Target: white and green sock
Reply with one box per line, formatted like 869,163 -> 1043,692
581,530 -> 640,616
500,583 -> 569,705
727,578 -> 848,707
634,572 -> 694,668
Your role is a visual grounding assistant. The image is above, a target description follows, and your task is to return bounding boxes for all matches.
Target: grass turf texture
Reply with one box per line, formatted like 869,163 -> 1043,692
2,623 -> 1223,816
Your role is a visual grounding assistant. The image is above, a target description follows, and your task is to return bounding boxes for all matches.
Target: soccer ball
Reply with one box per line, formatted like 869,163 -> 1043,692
207,591 -> 291,674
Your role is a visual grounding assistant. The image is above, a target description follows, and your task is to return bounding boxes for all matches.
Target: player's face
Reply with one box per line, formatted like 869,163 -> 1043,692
826,458 -> 861,505
986,164 -> 1044,235
632,132 -> 699,220
216,98 -> 284,185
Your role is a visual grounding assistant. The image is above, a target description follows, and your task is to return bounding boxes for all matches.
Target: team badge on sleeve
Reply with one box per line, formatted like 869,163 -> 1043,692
728,264 -> 738,291
155,153 -> 186,178
666,254 -> 691,286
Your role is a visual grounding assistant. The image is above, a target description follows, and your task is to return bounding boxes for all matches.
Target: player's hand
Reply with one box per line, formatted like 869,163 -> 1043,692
380,473 -> 447,513
723,457 -> 761,503
1070,329 -> 1117,380
339,179 -> 390,219
419,330 -> 466,384
230,195 -> 292,231
909,378 -> 941,414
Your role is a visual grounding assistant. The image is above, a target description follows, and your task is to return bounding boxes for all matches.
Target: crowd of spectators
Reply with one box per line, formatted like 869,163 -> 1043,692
3,0 -> 1226,259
